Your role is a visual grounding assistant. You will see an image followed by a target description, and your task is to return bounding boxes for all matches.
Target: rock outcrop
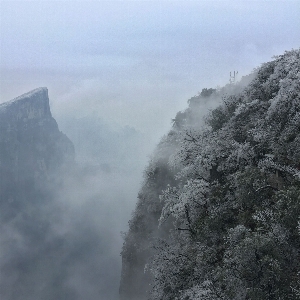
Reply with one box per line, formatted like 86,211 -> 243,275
0,87 -> 74,219
0,88 -> 75,300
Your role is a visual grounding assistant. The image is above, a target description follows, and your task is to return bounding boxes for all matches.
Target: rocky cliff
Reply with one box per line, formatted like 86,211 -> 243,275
0,88 -> 75,299
0,87 -> 74,218
0,87 -> 74,178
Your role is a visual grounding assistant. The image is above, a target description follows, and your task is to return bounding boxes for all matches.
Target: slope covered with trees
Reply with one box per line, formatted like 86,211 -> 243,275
120,49 -> 300,299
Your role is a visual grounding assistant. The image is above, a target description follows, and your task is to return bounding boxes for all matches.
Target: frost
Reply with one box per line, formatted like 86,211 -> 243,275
122,48 -> 300,300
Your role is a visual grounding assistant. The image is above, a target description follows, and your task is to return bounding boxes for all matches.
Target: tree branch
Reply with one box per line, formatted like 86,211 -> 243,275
255,185 -> 278,193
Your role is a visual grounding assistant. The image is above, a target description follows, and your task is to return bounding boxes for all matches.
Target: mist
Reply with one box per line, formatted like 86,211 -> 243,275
52,115 -> 148,300
0,1 -> 299,299
0,90 -> 147,299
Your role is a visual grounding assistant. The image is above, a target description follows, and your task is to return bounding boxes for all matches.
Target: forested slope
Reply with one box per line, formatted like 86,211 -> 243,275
120,48 -> 300,300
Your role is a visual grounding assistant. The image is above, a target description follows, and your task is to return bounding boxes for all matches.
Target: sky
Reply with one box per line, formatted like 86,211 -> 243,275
0,0 -> 299,143
0,1 -> 299,299
0,0 -> 300,300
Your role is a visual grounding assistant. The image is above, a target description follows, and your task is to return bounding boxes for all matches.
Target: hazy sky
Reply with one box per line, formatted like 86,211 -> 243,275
0,0 -> 300,142
0,2 -> 299,299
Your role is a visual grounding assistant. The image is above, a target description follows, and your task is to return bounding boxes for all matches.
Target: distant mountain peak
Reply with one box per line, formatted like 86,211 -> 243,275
0,86 -> 74,202
10,86 -> 48,101
0,87 -> 51,120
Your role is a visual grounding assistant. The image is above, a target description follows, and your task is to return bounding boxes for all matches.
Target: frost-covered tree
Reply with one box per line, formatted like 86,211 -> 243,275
120,48 -> 300,300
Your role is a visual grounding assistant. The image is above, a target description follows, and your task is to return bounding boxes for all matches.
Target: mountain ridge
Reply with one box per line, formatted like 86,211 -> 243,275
120,48 -> 300,300
0,87 -> 51,120
0,87 -> 76,299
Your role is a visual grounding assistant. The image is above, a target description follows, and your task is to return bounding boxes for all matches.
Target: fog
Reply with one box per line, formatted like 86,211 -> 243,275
0,1 -> 299,299
0,96 -> 147,299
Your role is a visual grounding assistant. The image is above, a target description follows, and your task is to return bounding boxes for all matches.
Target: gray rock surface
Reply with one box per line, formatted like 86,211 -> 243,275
0,87 -> 74,217
0,88 -> 75,299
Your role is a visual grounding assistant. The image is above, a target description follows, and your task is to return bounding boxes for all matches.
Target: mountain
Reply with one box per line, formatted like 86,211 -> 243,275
0,87 -> 74,220
0,88 -> 74,220
120,49 -> 300,300
0,88 -> 77,299
0,87 -> 137,300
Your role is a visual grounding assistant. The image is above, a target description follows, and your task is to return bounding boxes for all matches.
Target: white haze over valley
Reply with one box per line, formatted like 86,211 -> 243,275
0,1 -> 299,299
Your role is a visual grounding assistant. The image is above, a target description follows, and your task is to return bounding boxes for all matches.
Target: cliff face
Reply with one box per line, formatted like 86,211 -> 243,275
0,88 -> 75,299
0,87 -> 74,179
0,87 -> 74,219
119,133 -> 180,300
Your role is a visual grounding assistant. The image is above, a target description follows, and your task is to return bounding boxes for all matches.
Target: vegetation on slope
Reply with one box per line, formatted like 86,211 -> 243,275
121,49 -> 300,300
